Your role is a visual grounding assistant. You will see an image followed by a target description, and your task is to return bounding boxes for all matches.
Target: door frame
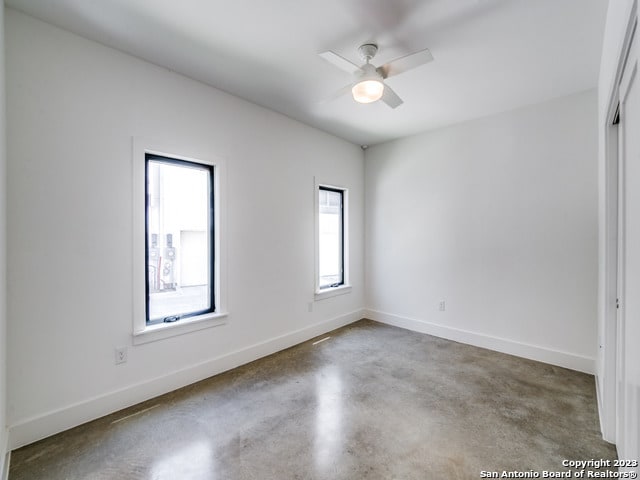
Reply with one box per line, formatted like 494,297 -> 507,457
616,24 -> 639,459
599,0 -> 637,444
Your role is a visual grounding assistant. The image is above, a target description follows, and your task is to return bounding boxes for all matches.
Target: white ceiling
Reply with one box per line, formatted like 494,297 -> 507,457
6,0 -> 608,146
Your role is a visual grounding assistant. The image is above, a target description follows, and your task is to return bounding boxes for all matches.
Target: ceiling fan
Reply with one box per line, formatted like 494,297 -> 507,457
319,43 -> 434,108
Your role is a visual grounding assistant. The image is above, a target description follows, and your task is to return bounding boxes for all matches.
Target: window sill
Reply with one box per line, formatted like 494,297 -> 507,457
314,285 -> 352,301
133,312 -> 228,345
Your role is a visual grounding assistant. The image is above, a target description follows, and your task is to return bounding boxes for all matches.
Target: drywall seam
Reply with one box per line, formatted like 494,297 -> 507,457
365,309 -> 595,374
8,309 -> 363,449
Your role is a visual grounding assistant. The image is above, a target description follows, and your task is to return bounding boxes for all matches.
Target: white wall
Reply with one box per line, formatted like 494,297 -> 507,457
0,2 -> 8,475
365,90 -> 598,373
5,9 -> 364,448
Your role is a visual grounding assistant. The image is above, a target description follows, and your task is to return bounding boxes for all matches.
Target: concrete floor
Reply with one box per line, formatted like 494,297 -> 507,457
9,320 -> 616,479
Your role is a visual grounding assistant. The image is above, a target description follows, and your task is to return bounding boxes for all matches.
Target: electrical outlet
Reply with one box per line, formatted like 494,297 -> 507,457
307,302 -> 313,313
439,300 -> 446,312
115,346 -> 127,365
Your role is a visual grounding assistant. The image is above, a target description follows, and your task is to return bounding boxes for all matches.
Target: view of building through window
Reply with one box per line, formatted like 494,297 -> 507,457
146,156 -> 213,323
318,187 -> 344,288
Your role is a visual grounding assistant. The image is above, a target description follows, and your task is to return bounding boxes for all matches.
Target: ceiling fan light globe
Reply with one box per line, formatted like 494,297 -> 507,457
352,80 -> 384,103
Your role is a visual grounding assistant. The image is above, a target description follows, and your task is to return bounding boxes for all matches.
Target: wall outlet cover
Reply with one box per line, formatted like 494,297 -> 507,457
115,347 -> 128,365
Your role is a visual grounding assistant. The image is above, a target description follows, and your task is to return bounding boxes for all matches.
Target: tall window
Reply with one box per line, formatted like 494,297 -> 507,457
145,154 -> 214,324
318,186 -> 344,289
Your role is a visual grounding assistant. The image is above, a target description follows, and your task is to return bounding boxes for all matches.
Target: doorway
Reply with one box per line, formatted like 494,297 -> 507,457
601,7 -> 640,467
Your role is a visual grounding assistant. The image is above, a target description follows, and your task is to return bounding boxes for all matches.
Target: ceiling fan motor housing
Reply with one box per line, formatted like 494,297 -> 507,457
358,63 -> 381,80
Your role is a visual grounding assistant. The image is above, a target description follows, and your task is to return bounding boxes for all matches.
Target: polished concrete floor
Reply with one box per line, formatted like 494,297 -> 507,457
9,320 -> 616,479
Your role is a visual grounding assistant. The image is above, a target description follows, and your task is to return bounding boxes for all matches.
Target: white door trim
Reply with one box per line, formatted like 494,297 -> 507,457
599,0 -> 638,444
616,29 -> 638,458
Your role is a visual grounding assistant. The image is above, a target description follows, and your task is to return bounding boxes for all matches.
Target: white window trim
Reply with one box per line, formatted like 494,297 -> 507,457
314,177 -> 351,301
132,137 -> 228,344
315,284 -> 352,300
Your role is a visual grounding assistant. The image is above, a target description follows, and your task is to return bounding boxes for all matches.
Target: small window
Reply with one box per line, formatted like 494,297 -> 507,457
318,186 -> 344,289
145,154 -> 214,324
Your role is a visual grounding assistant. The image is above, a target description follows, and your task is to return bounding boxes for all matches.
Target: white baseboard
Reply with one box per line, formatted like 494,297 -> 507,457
1,432 -> 9,480
595,373 -> 617,444
365,309 -> 595,374
9,309 -> 363,450
595,374 -> 606,439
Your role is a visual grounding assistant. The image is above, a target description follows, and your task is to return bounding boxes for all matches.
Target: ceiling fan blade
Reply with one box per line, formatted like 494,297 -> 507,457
319,51 -> 362,75
319,84 -> 352,105
377,47 -> 433,79
381,84 -> 403,108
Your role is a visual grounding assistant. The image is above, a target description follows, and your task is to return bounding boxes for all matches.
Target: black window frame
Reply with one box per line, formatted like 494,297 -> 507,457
318,185 -> 345,289
145,153 -> 215,325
